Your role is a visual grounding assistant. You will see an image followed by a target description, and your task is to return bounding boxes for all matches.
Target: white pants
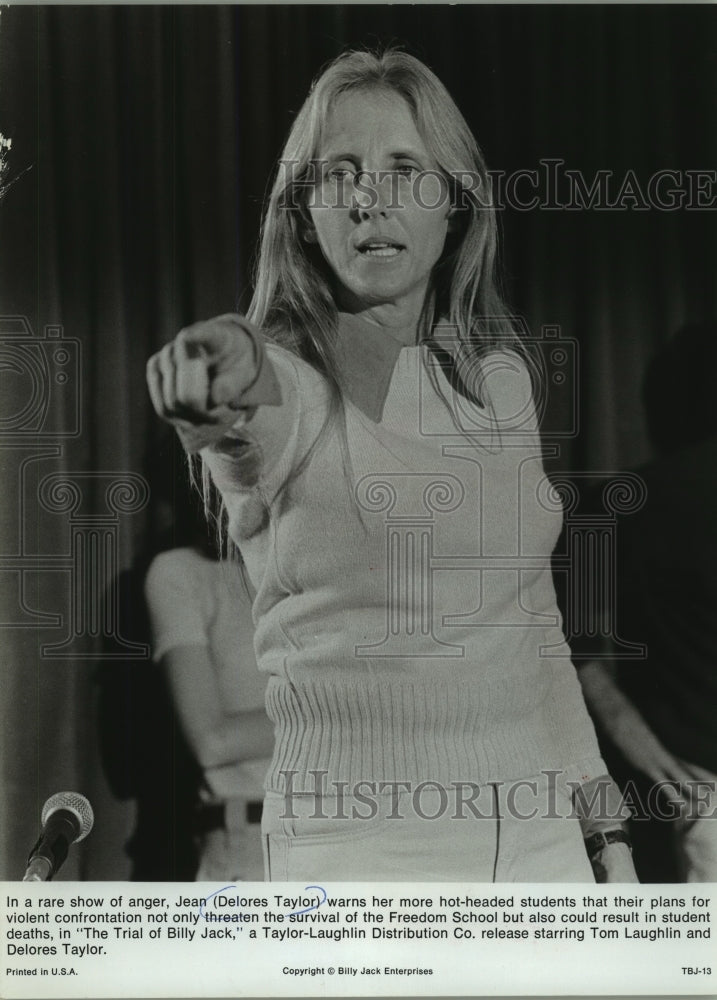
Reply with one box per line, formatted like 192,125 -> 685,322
262,772 -> 595,883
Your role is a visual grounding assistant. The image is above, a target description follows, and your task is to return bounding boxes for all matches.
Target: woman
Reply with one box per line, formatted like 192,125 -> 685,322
147,49 -> 636,882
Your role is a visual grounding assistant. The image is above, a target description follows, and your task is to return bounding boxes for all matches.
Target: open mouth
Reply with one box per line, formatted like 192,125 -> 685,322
356,239 -> 405,258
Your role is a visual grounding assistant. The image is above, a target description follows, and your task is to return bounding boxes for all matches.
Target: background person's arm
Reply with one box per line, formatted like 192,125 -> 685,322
159,644 -> 273,770
579,659 -> 710,805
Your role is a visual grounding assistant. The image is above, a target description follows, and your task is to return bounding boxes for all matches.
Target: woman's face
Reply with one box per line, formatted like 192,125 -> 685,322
307,88 -> 453,323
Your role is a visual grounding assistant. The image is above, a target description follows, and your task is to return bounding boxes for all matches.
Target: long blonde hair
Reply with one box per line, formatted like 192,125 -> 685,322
200,49 -> 534,534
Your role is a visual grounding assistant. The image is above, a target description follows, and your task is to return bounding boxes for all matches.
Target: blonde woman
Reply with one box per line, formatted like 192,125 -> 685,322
148,50 -> 636,883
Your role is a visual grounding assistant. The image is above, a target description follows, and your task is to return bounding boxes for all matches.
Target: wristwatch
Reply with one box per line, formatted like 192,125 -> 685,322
584,828 -> 632,860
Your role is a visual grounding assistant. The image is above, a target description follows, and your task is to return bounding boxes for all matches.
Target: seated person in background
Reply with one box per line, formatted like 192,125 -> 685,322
145,532 -> 273,882
578,323 -> 717,882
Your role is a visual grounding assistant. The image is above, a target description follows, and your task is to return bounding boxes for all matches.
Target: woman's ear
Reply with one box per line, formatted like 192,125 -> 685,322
303,228 -> 318,244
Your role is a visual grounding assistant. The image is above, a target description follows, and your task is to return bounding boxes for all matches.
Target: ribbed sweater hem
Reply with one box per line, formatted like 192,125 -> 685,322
264,675 -> 605,794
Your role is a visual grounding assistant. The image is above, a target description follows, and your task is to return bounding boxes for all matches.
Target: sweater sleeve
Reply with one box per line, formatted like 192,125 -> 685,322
144,550 -> 209,661
201,342 -> 331,504
542,652 -> 611,789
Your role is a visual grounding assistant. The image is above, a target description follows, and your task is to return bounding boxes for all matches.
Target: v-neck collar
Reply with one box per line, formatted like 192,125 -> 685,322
335,311 -> 477,421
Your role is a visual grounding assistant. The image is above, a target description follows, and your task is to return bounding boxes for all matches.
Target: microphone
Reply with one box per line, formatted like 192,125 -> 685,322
23,792 -> 94,882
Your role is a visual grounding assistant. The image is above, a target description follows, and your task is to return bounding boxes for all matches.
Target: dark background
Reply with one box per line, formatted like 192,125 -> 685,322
0,4 -> 715,879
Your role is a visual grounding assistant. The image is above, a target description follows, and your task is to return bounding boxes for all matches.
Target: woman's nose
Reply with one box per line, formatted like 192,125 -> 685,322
351,171 -> 394,219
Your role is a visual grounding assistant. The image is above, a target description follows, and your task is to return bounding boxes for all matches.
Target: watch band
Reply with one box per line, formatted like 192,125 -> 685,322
584,828 -> 632,859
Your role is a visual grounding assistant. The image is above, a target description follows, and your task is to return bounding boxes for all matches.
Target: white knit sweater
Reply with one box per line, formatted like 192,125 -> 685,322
203,321 -> 606,795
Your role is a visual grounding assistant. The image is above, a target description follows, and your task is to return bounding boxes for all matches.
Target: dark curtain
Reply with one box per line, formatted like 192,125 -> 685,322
0,5 -> 715,879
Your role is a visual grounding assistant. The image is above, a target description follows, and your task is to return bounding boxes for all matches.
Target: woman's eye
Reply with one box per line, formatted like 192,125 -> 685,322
394,164 -> 420,177
327,166 -> 355,181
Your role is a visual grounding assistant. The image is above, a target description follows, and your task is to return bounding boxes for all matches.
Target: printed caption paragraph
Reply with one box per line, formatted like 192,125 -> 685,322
1,883 -> 715,997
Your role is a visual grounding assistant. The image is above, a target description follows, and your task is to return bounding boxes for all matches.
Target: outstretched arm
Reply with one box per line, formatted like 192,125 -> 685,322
146,314 -> 282,453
